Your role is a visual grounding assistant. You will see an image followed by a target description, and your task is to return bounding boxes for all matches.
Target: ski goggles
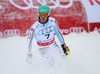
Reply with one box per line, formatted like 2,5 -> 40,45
38,13 -> 49,18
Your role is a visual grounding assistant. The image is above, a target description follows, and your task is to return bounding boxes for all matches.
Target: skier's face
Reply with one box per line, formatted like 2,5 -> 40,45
39,13 -> 49,23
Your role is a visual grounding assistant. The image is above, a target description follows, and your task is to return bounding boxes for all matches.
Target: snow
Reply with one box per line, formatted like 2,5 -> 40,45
0,31 -> 100,74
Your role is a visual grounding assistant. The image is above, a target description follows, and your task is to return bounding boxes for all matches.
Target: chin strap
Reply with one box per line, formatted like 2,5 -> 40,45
38,16 -> 49,24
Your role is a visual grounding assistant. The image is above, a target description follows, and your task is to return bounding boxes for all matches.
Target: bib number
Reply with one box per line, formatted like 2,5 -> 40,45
45,34 -> 50,39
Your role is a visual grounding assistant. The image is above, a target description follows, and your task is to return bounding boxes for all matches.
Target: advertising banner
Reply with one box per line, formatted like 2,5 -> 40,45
81,0 -> 100,32
0,0 -> 100,38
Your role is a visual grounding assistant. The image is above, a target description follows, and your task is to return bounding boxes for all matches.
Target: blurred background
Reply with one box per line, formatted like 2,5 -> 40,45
0,0 -> 100,74
0,0 -> 100,38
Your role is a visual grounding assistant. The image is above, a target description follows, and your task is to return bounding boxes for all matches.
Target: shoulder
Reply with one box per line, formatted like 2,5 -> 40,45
49,17 -> 56,23
28,21 -> 39,32
31,21 -> 39,30
49,17 -> 57,27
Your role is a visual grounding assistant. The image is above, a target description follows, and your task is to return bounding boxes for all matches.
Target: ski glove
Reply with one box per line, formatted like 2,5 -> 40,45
61,43 -> 70,55
26,53 -> 33,63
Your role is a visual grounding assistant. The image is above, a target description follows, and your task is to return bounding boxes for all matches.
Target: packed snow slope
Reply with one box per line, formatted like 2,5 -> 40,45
0,32 -> 100,74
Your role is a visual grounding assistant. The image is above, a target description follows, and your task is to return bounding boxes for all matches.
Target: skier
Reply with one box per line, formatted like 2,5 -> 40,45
26,5 -> 70,65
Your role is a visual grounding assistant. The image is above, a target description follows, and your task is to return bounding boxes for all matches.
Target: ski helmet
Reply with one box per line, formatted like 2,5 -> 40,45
38,5 -> 50,14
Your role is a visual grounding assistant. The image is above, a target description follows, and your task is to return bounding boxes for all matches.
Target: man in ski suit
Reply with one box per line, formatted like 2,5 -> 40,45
26,5 -> 70,65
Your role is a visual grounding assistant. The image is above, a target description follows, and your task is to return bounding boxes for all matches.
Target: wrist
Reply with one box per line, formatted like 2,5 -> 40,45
27,53 -> 32,58
27,50 -> 32,55
61,43 -> 68,53
61,43 -> 68,48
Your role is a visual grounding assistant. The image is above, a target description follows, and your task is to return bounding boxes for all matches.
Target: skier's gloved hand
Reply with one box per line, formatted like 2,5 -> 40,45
26,53 -> 33,63
61,43 -> 70,55
27,53 -> 33,58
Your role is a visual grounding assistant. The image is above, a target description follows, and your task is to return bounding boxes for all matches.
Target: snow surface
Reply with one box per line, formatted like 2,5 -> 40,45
0,31 -> 100,74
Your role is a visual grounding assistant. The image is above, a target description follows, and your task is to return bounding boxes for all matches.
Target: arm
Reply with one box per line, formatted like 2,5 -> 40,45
26,22 -> 38,62
27,21 -> 38,57
26,27 -> 35,63
26,28 -> 35,63
53,21 -> 65,45
53,21 -> 70,55
27,27 -> 35,56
